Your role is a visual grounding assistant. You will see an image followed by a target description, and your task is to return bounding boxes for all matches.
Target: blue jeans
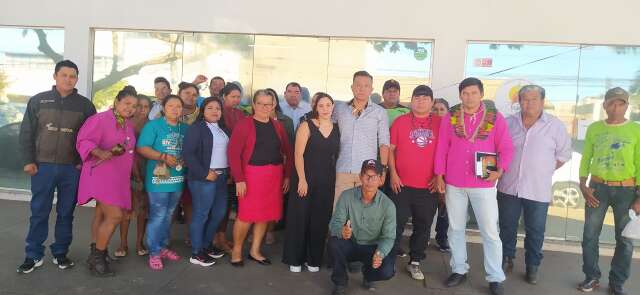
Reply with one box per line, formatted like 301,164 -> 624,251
188,173 -> 228,255
582,182 -> 635,286
25,163 -> 80,260
329,237 -> 396,287
446,185 -> 505,283
146,191 -> 182,256
497,192 -> 549,268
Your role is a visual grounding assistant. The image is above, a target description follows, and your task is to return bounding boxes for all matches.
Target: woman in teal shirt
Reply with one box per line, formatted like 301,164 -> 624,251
136,95 -> 187,270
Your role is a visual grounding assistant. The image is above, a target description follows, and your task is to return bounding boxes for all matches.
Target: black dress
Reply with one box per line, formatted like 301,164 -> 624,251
282,120 -> 340,267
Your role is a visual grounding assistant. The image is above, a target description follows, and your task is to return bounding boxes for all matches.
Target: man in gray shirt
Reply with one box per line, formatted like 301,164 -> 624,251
333,70 -> 390,207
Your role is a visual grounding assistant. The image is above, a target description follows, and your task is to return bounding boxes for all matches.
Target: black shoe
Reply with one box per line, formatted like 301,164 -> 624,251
190,252 -> 216,267
52,256 -> 75,270
445,273 -> 468,287
16,258 -> 43,274
436,240 -> 450,252
608,284 -> 627,295
230,259 -> 244,267
205,246 -> 225,259
502,257 -> 514,273
89,250 -> 115,277
577,278 -> 600,292
525,266 -> 538,285
87,243 -> 96,265
332,285 -> 347,295
89,243 -> 115,264
396,249 -> 408,257
362,279 -> 375,291
247,255 -> 271,265
489,282 -> 504,295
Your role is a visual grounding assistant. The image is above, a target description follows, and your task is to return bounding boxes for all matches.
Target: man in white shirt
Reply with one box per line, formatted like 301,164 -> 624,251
148,77 -> 172,120
280,82 -> 311,130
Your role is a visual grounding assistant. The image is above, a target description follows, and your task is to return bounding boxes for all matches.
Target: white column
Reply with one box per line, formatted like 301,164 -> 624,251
431,38 -> 467,105
63,23 -> 93,98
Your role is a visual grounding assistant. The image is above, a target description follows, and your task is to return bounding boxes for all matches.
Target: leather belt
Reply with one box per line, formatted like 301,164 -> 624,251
590,176 -> 636,187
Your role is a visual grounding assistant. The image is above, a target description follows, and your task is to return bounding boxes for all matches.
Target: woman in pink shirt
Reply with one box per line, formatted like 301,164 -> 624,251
77,88 -> 138,276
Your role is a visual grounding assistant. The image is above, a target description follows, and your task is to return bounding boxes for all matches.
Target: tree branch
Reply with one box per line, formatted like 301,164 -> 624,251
93,52 -> 181,93
33,29 -> 63,63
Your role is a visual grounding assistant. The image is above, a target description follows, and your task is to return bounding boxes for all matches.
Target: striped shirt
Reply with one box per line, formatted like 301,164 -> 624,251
334,100 -> 390,173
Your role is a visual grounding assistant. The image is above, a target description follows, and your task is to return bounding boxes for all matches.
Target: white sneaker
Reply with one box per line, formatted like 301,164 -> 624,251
305,263 -> 320,272
189,254 -> 216,267
406,263 -> 425,280
289,265 -> 302,273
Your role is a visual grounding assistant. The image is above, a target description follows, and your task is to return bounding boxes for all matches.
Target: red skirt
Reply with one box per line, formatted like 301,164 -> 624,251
238,164 -> 283,222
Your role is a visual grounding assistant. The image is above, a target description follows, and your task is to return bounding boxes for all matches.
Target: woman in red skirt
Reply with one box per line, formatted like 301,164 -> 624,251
227,89 -> 293,266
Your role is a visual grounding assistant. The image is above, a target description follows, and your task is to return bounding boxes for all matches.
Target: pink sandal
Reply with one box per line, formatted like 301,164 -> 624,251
148,255 -> 163,270
160,248 -> 181,261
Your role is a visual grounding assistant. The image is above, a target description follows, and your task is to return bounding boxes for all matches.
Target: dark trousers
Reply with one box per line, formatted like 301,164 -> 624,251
25,163 -> 80,260
329,237 -> 396,287
435,202 -> 449,243
497,192 -> 549,268
391,186 -> 438,262
282,183 -> 334,267
581,183 -> 636,286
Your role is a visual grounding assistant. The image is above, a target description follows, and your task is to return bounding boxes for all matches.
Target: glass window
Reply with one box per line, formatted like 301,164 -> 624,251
327,39 -> 432,102
252,35 -> 329,102
92,30 -> 184,111
466,42 -> 640,244
92,30 -> 433,109
182,32 -> 254,98
569,45 -> 640,243
0,27 -> 64,190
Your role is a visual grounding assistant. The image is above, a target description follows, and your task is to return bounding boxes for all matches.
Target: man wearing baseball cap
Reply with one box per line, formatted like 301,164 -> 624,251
328,159 -> 396,295
577,87 -> 640,295
379,79 -> 410,125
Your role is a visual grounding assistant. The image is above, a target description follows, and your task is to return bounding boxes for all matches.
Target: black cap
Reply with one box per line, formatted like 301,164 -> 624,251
382,79 -> 400,92
411,85 -> 433,98
360,159 -> 384,175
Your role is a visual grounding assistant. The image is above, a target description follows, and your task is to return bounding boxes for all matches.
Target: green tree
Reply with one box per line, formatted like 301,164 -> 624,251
92,80 -> 128,111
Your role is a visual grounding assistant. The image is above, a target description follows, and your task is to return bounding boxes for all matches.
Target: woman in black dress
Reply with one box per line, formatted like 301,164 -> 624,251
282,92 -> 340,273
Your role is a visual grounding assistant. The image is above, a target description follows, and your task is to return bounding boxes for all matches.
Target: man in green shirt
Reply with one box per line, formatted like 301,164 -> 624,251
577,87 -> 640,295
329,159 -> 396,295
379,79 -> 410,125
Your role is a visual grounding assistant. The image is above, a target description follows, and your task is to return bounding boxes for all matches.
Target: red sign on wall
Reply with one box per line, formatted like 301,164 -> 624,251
474,58 -> 493,67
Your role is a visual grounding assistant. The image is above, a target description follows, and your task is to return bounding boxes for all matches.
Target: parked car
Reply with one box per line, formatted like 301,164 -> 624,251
551,151 -> 584,209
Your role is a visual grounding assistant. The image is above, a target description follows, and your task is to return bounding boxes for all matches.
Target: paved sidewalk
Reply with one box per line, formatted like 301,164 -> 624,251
1,199 -> 638,295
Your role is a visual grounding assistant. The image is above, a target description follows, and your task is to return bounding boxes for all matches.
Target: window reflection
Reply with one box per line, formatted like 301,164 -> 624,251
328,39 -> 432,102
0,27 -> 65,190
92,30 -> 184,111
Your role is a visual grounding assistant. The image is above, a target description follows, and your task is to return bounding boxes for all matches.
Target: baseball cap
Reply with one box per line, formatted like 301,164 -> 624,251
604,87 -> 629,104
360,159 -> 384,175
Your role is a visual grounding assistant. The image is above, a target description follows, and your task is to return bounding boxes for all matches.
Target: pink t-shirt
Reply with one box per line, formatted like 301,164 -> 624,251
391,113 -> 441,189
434,105 -> 514,188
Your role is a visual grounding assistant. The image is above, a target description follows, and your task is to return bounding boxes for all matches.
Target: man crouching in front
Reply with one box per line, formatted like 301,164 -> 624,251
328,159 -> 396,295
